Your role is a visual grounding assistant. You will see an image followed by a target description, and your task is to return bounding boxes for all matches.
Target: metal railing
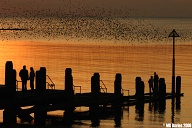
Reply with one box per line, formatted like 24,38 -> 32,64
46,75 -> 55,89
16,75 -> 56,90
73,85 -> 81,94
100,80 -> 107,93
122,88 -> 129,96
16,80 -> 22,91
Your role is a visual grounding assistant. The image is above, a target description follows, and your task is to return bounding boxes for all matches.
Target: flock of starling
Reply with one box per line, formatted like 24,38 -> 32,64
0,2 -> 192,44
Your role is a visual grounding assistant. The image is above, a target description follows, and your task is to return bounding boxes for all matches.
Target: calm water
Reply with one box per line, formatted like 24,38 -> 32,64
0,17 -> 192,127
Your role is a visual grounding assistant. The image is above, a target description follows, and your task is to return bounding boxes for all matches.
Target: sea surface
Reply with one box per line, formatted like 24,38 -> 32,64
0,17 -> 192,127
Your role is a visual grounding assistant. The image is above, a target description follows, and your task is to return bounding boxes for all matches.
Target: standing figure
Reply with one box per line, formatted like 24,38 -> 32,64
19,65 -> 28,91
148,76 -> 154,94
29,67 -> 35,91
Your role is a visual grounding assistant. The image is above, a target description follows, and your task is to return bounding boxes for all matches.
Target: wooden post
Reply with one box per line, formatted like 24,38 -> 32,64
135,81 -> 144,121
3,61 -> 17,125
114,73 -> 122,127
135,78 -> 144,116
91,73 -> 100,95
5,61 -> 16,95
176,76 -> 181,109
158,78 -> 166,112
135,77 -> 141,96
63,68 -> 75,126
176,76 -> 181,96
90,73 -> 100,127
34,67 -> 47,126
135,77 -> 144,101
65,68 -> 73,91
159,78 -> 166,99
35,67 -> 46,94
114,74 -> 122,94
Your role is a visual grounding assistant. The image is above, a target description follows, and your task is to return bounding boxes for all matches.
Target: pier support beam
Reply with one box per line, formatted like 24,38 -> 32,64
3,61 -> 17,125
114,73 -> 122,127
90,73 -> 100,127
34,67 -> 47,126
63,68 -> 74,126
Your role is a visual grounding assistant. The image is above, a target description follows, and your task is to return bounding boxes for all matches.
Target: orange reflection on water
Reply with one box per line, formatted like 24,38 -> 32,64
1,41 -> 192,94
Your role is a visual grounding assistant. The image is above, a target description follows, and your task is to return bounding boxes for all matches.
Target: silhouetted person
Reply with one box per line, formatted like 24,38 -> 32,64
19,65 -> 28,91
29,67 -> 35,91
148,76 -> 154,94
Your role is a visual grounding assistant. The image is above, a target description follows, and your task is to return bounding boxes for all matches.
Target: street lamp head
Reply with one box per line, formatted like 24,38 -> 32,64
169,29 -> 180,37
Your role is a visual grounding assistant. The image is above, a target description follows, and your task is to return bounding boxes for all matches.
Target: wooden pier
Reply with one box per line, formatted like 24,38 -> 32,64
0,61 -> 184,127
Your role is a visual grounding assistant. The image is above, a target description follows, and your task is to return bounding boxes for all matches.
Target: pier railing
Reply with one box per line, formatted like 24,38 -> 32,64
73,85 -> 81,94
46,75 -> 55,89
122,88 -> 129,96
100,80 -> 107,93
16,80 -> 22,91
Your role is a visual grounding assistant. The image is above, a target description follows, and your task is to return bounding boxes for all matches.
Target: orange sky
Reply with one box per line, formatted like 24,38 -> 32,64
0,0 -> 192,18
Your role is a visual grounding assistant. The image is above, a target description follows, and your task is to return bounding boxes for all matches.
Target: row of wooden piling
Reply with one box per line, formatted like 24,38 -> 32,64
2,61 -> 123,126
135,76 -> 181,100
3,61 -> 48,125
64,72 -> 123,127
1,61 -> 182,127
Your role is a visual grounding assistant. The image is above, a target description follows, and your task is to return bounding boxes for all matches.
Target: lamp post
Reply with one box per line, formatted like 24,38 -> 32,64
168,29 -> 180,95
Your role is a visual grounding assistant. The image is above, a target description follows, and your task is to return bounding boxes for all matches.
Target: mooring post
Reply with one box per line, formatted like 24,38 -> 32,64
135,80 -> 144,121
176,76 -> 181,109
35,67 -> 46,93
114,73 -> 122,127
158,78 -> 166,112
63,68 -> 75,126
3,61 -> 17,125
135,77 -> 144,101
135,77 -> 144,114
90,73 -> 100,127
5,61 -> 17,94
176,76 -> 181,96
91,73 -> 100,95
135,77 -> 141,96
114,73 -> 122,94
159,78 -> 166,99
34,67 -> 47,126
65,68 -> 73,91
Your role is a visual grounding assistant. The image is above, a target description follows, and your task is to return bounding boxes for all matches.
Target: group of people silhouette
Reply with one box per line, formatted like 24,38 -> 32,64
148,72 -> 159,94
19,65 -> 35,91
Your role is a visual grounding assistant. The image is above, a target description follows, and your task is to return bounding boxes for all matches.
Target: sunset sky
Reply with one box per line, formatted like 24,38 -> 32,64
0,0 -> 192,18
